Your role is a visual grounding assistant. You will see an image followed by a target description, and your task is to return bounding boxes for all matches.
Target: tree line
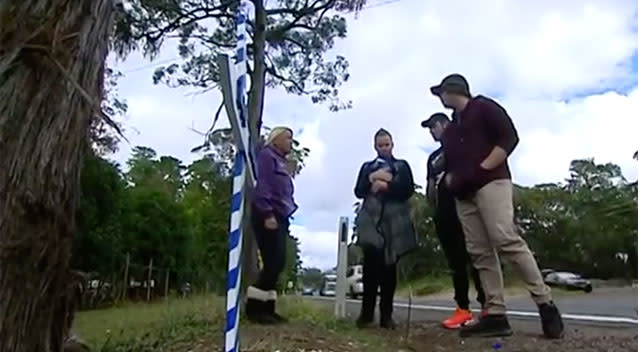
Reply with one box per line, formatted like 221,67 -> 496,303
73,143 -> 302,304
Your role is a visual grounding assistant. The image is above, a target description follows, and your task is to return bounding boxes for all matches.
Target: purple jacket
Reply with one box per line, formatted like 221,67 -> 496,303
253,145 -> 298,219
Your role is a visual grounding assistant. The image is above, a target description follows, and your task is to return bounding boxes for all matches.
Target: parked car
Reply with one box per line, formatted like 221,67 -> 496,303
301,287 -> 315,296
346,265 -> 364,299
544,271 -> 593,293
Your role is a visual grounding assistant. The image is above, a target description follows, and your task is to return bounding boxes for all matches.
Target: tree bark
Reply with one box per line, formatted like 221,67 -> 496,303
242,0 -> 268,289
0,1 -> 115,351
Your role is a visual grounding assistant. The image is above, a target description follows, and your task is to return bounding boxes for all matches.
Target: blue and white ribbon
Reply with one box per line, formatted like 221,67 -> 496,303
225,151 -> 246,352
225,2 -> 251,352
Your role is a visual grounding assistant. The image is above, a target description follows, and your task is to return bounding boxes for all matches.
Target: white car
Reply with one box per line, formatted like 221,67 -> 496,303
346,265 -> 364,299
544,271 -> 593,293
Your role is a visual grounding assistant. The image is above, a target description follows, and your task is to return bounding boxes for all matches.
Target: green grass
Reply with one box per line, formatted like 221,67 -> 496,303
74,296 -> 223,351
398,275 -> 451,296
73,295 -> 391,352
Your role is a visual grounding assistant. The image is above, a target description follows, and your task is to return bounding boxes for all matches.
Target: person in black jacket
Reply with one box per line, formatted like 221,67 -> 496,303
422,113 -> 486,329
354,128 -> 417,329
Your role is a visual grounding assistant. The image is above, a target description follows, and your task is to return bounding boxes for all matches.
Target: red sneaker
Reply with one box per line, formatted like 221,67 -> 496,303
442,308 -> 474,329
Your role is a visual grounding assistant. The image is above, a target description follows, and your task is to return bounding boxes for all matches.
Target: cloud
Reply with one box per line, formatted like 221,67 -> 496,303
291,224 -> 341,271
511,89 -> 638,185
111,1 -> 638,269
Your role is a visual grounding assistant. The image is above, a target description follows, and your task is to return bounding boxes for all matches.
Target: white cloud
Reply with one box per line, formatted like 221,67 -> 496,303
291,224 -> 340,271
111,1 -> 638,269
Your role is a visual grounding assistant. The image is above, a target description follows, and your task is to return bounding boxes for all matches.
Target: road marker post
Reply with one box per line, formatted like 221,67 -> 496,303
335,216 -> 349,318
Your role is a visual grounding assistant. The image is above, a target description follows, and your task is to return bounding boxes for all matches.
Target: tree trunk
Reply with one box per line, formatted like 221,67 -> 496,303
0,1 -> 115,351
242,0 -> 268,289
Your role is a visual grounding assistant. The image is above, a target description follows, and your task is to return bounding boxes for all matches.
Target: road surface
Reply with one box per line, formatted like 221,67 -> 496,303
309,286 -> 638,328
408,287 -> 638,321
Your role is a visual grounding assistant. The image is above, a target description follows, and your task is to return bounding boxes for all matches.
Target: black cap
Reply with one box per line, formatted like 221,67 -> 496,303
430,73 -> 471,97
421,112 -> 450,128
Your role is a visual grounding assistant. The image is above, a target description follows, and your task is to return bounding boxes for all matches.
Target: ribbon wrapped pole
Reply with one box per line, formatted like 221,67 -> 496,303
225,151 -> 247,352
224,1 -> 252,352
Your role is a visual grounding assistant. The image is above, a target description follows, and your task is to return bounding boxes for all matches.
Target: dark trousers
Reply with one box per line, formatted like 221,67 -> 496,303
252,210 -> 289,291
360,246 -> 397,322
434,197 -> 486,310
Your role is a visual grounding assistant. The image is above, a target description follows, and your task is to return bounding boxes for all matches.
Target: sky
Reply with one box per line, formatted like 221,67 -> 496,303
109,0 -> 638,271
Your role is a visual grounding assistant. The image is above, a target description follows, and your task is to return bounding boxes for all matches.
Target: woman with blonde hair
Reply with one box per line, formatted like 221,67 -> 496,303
245,127 -> 298,325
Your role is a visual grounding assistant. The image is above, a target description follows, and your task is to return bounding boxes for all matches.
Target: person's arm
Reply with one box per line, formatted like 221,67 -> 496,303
386,160 -> 415,202
425,154 -> 436,206
480,99 -> 520,170
253,150 -> 276,218
354,162 -> 372,199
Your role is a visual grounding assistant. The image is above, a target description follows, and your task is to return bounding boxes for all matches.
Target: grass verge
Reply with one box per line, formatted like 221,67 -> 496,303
73,295 -> 392,352
74,296 -> 223,351
397,275 -> 451,296
73,294 -> 637,352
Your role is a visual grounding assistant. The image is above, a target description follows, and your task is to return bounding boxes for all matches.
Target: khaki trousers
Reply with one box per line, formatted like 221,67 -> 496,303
455,179 -> 551,315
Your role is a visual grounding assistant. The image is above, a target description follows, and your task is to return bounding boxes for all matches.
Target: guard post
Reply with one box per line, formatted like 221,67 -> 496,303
335,216 -> 349,318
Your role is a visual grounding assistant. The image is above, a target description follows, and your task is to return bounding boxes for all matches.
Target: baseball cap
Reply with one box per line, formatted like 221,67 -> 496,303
421,112 -> 450,128
430,73 -> 471,97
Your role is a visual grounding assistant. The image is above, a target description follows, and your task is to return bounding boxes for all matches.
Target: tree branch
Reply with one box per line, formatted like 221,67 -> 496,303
165,34 -> 234,49
265,3 -> 331,41
265,62 -> 311,95
135,4 -> 233,43
282,36 -> 309,51
265,0 -> 332,16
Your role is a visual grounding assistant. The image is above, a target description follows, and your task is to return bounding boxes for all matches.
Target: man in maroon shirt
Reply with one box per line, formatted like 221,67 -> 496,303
430,74 -> 564,339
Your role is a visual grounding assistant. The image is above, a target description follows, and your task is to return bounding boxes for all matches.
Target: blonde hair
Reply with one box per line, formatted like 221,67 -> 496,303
266,127 -> 293,145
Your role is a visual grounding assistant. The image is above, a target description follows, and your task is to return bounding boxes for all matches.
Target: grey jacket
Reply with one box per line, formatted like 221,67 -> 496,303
354,157 -> 418,265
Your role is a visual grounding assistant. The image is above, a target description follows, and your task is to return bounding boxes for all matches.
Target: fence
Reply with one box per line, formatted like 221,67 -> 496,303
77,253 -> 222,310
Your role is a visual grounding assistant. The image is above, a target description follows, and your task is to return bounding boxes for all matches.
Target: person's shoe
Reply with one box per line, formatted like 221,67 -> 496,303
480,309 -> 488,319
265,300 -> 288,324
539,302 -> 565,339
442,308 -> 475,329
356,315 -> 374,329
459,314 -> 513,338
245,299 -> 278,325
380,318 -> 397,330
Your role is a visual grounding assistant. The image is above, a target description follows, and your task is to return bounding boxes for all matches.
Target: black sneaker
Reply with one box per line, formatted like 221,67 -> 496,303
380,318 -> 397,330
459,314 -> 513,338
356,315 -> 374,329
539,302 -> 564,339
265,300 -> 288,324
246,299 -> 278,325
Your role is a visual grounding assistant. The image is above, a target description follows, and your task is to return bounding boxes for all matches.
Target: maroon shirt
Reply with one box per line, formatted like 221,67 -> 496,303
440,95 -> 519,198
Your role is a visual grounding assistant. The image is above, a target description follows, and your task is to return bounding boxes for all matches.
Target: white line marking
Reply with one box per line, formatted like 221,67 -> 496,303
310,296 -> 638,325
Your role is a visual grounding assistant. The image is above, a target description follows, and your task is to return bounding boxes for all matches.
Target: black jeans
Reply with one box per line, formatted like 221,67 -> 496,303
252,210 -> 289,291
434,195 -> 486,310
360,246 -> 397,322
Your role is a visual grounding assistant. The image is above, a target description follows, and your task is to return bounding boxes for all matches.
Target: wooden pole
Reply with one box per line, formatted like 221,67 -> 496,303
121,252 -> 130,301
146,258 -> 153,302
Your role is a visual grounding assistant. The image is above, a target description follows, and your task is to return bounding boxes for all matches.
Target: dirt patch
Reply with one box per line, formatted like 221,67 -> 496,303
169,320 -> 637,352
168,321 -> 394,352
402,322 -> 638,352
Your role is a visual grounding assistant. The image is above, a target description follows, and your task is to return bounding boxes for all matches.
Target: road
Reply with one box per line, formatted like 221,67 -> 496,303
309,286 -> 638,328
409,287 -> 638,321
